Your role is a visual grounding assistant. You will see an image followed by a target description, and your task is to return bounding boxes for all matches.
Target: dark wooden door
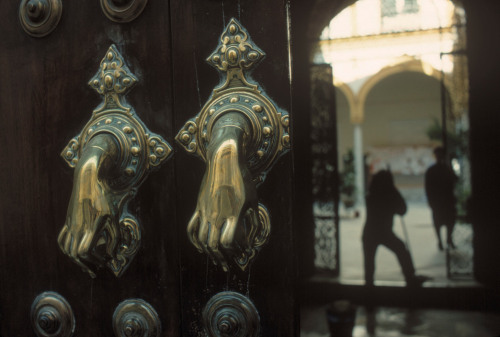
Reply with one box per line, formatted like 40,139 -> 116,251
0,1 -> 295,336
170,1 -> 295,336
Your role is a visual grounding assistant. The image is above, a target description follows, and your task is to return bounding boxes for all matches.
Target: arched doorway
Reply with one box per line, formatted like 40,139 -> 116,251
310,0 -> 471,283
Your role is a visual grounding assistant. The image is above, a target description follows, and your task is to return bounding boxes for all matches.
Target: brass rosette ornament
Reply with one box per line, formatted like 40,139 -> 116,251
31,292 -> 75,337
19,0 -> 62,37
202,291 -> 260,337
176,18 -> 290,271
58,45 -> 172,277
113,299 -> 161,337
100,0 -> 148,23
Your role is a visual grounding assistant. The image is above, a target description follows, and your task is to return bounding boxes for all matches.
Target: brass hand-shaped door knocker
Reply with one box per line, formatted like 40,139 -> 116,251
176,18 -> 291,271
58,45 -> 172,277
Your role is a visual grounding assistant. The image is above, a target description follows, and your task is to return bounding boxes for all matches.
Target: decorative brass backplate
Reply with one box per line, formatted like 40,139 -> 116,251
203,291 -> 260,337
176,18 -> 290,182
31,292 -> 75,337
176,18 -> 290,271
58,45 -> 172,277
100,0 -> 148,23
113,299 -> 161,337
19,0 -> 62,37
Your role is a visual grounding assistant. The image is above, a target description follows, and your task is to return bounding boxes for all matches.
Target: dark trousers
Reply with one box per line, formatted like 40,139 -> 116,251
362,231 -> 415,285
432,209 -> 455,245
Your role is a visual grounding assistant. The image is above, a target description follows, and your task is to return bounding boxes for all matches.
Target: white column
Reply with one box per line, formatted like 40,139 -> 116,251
353,124 -> 365,205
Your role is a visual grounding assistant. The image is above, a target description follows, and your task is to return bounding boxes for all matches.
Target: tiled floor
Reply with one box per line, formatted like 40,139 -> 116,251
301,304 -> 500,337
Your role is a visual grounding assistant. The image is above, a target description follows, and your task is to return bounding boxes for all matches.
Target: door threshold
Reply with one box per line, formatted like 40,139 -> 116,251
307,273 -> 480,288
299,273 -> 498,310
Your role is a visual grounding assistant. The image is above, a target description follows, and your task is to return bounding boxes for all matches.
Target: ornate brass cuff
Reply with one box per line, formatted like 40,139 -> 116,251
176,18 -> 290,185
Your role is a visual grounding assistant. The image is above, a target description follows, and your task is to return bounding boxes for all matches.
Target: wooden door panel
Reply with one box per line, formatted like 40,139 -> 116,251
0,1 -> 180,336
169,1 -> 296,335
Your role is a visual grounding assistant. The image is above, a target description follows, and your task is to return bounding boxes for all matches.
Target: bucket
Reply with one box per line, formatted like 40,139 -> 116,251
325,300 -> 357,337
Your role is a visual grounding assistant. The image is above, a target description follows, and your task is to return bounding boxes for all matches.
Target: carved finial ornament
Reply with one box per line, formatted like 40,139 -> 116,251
206,18 -> 265,72
88,45 -> 138,114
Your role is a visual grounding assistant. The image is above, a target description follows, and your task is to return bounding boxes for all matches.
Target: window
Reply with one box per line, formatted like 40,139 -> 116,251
381,0 -> 397,17
403,0 -> 419,14
382,0 -> 420,17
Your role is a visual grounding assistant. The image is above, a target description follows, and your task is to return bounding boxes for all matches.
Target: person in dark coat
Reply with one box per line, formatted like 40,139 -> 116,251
362,170 -> 427,287
425,146 -> 457,250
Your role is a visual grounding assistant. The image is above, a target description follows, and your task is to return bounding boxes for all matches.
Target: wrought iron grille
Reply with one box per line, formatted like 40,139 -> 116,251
311,64 -> 340,274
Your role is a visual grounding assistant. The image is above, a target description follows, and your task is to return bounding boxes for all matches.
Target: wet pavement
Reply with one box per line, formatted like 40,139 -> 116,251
301,304 -> 500,337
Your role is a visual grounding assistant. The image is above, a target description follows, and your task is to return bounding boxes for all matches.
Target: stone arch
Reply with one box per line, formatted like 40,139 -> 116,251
357,59 -> 450,123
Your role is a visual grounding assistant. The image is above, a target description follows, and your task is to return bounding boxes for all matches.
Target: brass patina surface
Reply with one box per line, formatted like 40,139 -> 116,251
100,0 -> 148,23
19,0 -> 62,37
113,299 -> 161,337
31,292 -> 75,337
203,291 -> 260,337
58,45 -> 172,277
176,18 -> 289,271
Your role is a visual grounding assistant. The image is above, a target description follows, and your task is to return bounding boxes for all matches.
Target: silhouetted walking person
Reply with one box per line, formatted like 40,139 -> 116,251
362,170 -> 426,287
425,146 -> 457,250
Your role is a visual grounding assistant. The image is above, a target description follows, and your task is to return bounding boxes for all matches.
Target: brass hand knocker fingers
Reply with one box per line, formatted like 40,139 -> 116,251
176,18 -> 290,271
58,45 -> 172,277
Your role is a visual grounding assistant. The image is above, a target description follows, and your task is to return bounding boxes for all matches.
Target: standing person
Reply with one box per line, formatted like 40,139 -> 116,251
362,170 -> 427,287
425,146 -> 458,250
